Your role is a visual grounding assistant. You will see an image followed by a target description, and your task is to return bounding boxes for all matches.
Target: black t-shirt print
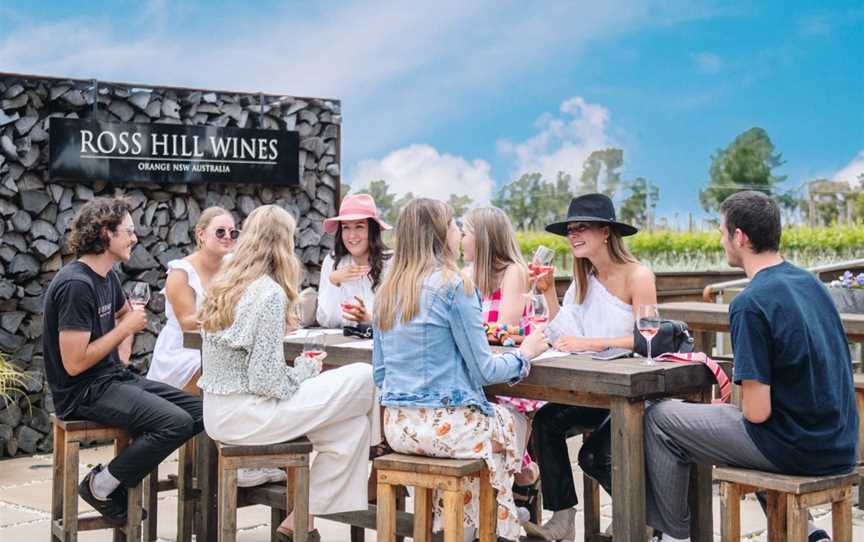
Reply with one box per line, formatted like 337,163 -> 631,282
42,261 -> 127,418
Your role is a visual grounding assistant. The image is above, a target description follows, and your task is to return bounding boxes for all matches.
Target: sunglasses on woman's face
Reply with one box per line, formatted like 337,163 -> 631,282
214,228 -> 240,240
566,223 -> 598,236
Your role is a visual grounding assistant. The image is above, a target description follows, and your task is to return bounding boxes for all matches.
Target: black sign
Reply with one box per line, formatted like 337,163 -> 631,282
49,118 -> 299,185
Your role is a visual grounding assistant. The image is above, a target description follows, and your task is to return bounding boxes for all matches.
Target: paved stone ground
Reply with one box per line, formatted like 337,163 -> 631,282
1,437 -> 862,541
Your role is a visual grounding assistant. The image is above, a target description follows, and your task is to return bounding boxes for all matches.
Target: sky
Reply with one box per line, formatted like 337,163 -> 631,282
1,0 -> 862,227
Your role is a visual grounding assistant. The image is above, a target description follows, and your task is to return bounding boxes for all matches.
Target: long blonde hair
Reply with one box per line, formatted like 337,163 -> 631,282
199,205 -> 301,332
195,206 -> 232,249
375,198 -> 462,331
464,207 -> 527,298
572,228 -> 637,304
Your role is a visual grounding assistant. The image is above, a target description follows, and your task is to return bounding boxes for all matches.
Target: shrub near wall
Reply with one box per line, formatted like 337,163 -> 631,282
0,74 -> 341,457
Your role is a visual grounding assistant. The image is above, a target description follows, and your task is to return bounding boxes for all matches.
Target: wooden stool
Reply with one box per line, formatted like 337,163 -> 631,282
715,466 -> 858,542
216,437 -> 313,542
50,415 -> 145,542
374,453 -> 497,542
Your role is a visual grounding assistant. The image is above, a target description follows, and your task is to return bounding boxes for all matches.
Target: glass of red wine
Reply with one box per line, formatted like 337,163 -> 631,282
637,304 -> 661,366
302,332 -> 327,361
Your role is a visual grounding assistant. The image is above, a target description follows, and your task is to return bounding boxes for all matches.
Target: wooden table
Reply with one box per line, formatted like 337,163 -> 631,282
659,301 -> 864,352
186,331 -> 727,542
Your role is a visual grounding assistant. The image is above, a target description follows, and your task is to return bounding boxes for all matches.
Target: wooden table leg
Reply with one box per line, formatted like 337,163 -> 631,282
610,397 -> 646,542
198,433 -> 219,542
690,390 -> 714,542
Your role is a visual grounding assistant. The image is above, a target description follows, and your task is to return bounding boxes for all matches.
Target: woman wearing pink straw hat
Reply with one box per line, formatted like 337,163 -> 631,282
317,194 -> 392,328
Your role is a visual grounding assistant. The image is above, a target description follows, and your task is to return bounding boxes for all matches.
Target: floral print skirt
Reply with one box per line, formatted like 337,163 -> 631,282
383,404 -> 527,540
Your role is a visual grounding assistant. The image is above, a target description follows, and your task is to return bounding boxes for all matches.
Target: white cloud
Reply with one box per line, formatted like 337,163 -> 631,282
497,96 -> 615,184
348,144 -> 495,205
832,150 -> 864,188
0,1 -> 718,167
691,52 -> 724,74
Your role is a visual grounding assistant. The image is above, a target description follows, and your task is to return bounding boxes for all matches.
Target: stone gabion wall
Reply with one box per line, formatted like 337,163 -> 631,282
0,73 -> 340,457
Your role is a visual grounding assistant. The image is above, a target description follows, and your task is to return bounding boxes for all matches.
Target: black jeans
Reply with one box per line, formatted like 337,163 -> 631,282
71,371 -> 203,488
531,403 -> 612,511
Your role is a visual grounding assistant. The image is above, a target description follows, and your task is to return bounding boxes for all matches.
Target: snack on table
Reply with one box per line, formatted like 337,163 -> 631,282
483,323 -> 526,347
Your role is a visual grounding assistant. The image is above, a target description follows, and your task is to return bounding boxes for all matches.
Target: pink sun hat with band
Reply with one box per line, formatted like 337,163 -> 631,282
323,194 -> 392,234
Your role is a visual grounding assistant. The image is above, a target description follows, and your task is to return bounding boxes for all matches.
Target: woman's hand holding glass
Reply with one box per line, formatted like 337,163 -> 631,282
341,295 -> 371,324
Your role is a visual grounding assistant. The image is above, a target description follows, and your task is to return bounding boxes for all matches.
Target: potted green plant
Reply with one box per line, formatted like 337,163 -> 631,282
0,351 -> 32,411
827,271 -> 864,314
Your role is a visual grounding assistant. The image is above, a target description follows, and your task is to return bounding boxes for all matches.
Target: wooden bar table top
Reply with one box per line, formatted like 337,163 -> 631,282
659,301 -> 864,343
185,330 -> 728,542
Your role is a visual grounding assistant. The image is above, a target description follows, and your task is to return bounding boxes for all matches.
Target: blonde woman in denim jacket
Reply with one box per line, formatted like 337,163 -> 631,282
373,198 -> 549,541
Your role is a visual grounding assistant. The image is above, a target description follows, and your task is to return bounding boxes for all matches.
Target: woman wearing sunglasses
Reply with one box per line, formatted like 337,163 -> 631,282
526,193 -> 657,541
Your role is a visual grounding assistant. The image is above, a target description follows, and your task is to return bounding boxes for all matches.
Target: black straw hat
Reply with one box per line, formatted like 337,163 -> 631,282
545,193 -> 638,237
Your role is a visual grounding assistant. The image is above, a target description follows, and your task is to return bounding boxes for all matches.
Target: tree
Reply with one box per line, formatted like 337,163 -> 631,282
357,179 -> 400,224
447,193 -> 473,218
619,177 -> 659,229
699,127 -> 787,212
578,148 -> 624,198
492,171 -> 574,230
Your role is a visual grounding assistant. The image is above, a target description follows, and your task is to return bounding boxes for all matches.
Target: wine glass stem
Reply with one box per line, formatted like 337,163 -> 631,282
647,336 -> 653,364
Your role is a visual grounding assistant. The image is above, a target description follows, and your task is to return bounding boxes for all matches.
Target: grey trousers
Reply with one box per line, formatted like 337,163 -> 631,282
645,400 -> 777,539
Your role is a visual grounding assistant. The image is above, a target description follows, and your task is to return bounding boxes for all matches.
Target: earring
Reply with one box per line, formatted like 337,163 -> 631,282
604,238 -> 608,244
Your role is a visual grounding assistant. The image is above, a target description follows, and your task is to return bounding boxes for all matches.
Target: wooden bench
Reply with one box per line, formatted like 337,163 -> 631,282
715,466 -> 858,542
51,416 -> 147,542
216,438 -> 313,542
374,453 -> 496,542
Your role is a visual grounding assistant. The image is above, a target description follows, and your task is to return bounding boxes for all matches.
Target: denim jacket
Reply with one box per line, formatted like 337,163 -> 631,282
373,269 -> 530,416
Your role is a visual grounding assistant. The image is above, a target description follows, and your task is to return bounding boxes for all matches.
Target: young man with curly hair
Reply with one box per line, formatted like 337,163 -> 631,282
43,196 -> 203,523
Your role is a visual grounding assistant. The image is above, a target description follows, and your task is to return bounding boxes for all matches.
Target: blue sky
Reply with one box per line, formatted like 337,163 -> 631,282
2,1 -> 862,226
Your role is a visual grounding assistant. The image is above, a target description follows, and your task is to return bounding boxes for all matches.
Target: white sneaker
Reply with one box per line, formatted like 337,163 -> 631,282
236,468 -> 270,487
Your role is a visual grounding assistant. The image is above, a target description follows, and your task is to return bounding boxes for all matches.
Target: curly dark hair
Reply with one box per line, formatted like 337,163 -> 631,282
67,197 -> 134,256
332,219 -> 391,291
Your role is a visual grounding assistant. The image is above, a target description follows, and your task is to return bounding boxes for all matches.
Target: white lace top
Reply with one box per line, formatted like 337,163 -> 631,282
198,276 -> 320,400
147,259 -> 205,388
550,275 -> 634,339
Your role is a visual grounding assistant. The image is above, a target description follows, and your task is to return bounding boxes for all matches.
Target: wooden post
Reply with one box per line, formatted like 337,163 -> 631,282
478,469 -> 496,542
143,467 -> 159,541
51,422 -> 65,542
376,481 -> 396,542
610,397 -> 646,542
719,482 -> 740,542
785,494 -> 807,542
63,438 -> 79,542
831,490 -> 852,542
413,487 -> 434,542
293,464 -> 310,542
765,491 -> 787,542
442,490 -> 464,542
690,390 -> 714,542
583,474 -> 601,538
218,465 -> 237,542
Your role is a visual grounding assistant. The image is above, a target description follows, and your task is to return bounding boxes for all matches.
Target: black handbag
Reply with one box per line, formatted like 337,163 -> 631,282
633,319 -> 695,356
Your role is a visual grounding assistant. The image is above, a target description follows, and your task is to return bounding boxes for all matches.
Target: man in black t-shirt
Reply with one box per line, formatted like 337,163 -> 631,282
43,197 -> 203,522
643,192 -> 857,542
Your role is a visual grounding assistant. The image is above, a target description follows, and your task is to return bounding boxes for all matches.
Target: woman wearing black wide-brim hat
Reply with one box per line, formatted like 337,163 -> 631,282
525,193 -> 658,541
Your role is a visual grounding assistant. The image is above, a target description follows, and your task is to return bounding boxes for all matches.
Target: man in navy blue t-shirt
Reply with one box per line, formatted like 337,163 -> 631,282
644,191 -> 858,542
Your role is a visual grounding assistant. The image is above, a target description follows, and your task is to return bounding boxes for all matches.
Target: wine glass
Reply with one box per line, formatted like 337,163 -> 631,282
302,332 -> 327,360
128,282 -> 150,309
523,292 -> 550,327
530,245 -> 555,293
637,304 -> 661,366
